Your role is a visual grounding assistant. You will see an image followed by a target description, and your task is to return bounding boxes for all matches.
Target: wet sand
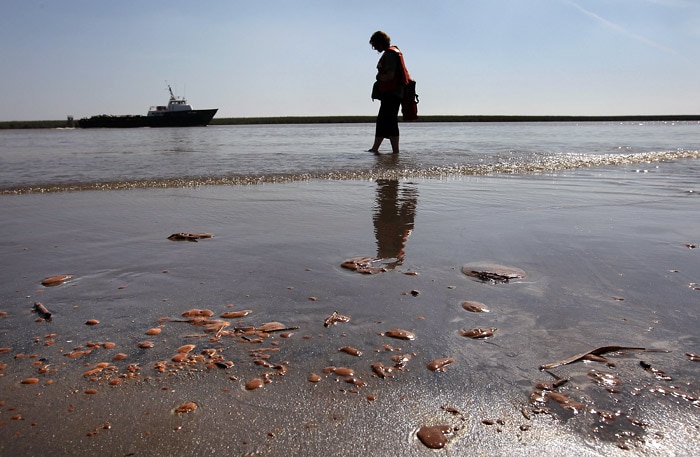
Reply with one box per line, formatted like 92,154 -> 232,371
1,161 -> 699,456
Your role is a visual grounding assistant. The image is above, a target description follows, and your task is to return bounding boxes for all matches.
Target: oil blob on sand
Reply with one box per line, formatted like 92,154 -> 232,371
462,262 -> 526,283
382,329 -> 416,340
460,327 -> 497,339
416,425 -> 453,449
461,300 -> 489,312
427,358 -> 454,372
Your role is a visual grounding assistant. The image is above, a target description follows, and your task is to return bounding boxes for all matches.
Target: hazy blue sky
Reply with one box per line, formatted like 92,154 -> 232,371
2,0 -> 699,121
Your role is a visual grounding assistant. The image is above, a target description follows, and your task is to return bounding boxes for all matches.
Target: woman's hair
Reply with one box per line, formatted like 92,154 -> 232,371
370,30 -> 391,48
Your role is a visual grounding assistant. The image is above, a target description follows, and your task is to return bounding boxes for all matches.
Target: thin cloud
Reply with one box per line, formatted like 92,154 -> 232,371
564,0 -> 685,59
642,0 -> 692,7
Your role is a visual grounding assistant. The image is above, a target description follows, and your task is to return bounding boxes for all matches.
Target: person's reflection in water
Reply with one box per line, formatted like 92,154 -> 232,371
373,179 -> 418,269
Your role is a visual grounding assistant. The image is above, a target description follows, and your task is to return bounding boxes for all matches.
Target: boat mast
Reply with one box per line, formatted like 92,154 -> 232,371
167,83 -> 176,102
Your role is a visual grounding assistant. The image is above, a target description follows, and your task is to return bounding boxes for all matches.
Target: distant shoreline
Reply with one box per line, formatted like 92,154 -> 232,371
1,114 -> 699,129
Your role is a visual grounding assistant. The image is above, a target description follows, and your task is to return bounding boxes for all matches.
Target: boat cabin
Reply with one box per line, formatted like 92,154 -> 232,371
147,85 -> 193,116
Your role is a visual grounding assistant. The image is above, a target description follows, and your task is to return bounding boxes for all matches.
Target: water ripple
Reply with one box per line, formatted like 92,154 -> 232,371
4,149 -> 697,194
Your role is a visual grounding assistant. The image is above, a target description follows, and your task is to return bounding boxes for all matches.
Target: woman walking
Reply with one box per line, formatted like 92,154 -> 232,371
368,31 -> 409,154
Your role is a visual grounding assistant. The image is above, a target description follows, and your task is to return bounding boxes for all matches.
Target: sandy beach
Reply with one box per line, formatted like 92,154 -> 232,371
1,158 -> 698,456
3,0 -> 700,450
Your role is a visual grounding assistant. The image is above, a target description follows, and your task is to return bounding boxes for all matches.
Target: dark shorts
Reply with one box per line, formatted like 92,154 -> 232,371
375,96 -> 401,138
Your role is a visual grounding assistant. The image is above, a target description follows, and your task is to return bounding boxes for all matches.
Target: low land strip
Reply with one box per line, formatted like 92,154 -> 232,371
1,114 -> 699,129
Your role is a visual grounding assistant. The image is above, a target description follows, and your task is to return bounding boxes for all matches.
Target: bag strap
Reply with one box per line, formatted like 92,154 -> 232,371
389,46 -> 411,85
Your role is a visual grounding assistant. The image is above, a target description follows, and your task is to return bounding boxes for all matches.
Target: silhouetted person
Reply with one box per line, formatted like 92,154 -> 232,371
368,31 -> 410,155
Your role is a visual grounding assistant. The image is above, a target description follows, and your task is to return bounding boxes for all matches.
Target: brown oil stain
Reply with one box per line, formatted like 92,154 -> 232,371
686,352 -> 700,362
382,329 -> 415,340
345,376 -> 367,387
181,309 -> 214,318
171,353 -> 188,363
82,363 -> 111,377
391,353 -> 412,370
339,346 -> 362,357
174,402 -> 198,413
461,301 -> 489,312
168,232 -> 213,242
371,362 -> 393,379
535,378 -> 568,392
334,367 -> 355,377
428,358 -> 454,372
547,391 -> 585,414
324,311 -> 350,327
462,263 -> 526,283
220,310 -> 252,319
459,327 -> 497,339
640,361 -> 672,381
176,344 -> 196,354
341,256 -> 386,274
591,409 -> 619,424
257,322 -> 288,333
416,425 -> 453,449
649,385 -> 698,404
245,378 -> 264,390
588,370 -> 623,393
41,275 -> 73,287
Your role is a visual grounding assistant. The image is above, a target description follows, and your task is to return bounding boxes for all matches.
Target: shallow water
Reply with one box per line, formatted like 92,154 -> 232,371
0,124 -> 699,455
1,121 -> 698,192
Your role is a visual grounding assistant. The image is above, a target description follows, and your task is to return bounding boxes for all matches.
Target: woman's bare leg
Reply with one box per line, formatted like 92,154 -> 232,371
368,136 -> 383,153
389,136 -> 399,154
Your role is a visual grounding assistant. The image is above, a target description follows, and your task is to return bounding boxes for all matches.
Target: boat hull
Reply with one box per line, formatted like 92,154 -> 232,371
77,109 -> 218,128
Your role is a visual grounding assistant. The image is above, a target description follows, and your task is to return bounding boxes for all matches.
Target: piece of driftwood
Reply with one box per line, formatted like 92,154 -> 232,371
540,345 -> 667,370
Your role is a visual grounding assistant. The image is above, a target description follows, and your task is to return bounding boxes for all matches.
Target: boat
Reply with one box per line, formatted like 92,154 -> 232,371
77,85 -> 218,128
